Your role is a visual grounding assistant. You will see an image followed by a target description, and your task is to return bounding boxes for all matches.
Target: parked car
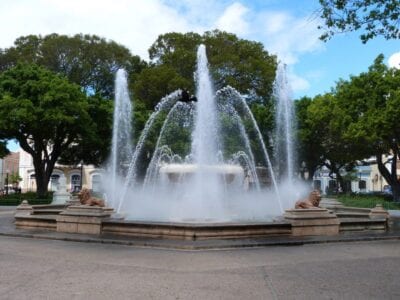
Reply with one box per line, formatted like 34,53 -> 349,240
383,185 -> 392,195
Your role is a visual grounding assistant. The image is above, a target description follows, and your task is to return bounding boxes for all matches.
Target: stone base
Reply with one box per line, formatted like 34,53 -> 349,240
15,200 -> 33,217
284,208 -> 340,236
101,220 -> 292,240
52,192 -> 71,205
56,205 -> 114,235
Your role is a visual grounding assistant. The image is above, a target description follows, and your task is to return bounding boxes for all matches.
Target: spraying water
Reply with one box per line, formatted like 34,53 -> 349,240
105,46 -> 306,222
109,69 -> 133,208
274,63 -> 296,185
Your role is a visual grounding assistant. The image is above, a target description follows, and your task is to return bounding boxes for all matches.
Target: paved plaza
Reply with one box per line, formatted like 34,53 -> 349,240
0,234 -> 399,299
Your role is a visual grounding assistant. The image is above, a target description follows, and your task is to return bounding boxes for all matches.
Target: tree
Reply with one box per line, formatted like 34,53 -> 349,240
305,93 -> 365,192
0,33 -> 147,99
9,172 -> 22,186
0,140 -> 9,157
335,54 -> 400,200
0,64 -> 94,197
139,30 -> 277,108
318,0 -> 400,43
295,96 -> 324,182
58,94 -> 114,166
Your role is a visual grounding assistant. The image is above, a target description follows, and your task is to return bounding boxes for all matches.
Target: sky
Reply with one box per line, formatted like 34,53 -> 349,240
0,0 -> 399,151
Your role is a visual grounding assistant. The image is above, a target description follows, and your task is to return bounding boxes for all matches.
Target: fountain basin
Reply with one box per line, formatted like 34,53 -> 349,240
159,163 -> 244,184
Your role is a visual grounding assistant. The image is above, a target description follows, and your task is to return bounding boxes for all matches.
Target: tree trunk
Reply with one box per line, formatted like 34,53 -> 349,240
33,162 -> 49,198
377,151 -> 400,202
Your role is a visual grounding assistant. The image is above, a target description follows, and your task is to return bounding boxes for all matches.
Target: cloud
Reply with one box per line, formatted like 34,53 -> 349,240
388,52 -> 400,69
0,0 -> 323,94
0,0 -> 193,59
215,2 -> 249,35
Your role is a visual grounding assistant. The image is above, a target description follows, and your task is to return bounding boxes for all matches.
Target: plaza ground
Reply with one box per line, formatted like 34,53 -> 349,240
1,206 -> 400,299
0,234 -> 400,299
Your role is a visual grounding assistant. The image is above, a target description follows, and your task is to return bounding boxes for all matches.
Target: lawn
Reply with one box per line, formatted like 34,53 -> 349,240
337,194 -> 400,210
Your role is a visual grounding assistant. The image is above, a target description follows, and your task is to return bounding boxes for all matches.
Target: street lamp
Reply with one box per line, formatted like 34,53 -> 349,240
5,169 -> 9,195
80,162 -> 83,191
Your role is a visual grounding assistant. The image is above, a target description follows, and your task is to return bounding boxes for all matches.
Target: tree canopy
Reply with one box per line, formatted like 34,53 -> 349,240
0,63 -> 95,197
297,54 -> 400,199
0,33 -> 147,99
318,0 -> 400,43
135,30 -> 277,109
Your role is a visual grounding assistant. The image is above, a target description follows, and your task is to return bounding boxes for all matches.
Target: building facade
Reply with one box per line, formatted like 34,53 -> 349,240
18,149 -> 103,193
1,152 -> 20,191
313,156 -> 398,194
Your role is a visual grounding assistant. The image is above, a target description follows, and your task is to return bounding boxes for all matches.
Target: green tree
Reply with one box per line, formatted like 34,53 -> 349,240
139,30 -> 277,108
318,0 -> 400,43
0,64 -> 95,197
335,54 -> 400,200
295,96 -> 324,182
9,172 -> 22,186
0,140 -> 9,157
0,33 -> 147,99
305,93 -> 365,192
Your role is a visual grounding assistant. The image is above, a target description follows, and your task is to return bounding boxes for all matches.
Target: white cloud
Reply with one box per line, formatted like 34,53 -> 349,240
288,71 -> 310,93
388,52 -> 400,69
0,0 -> 193,59
0,0 -> 323,94
215,2 -> 249,35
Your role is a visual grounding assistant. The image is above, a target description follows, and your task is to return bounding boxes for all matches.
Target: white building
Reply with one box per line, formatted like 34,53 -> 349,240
18,149 -> 103,193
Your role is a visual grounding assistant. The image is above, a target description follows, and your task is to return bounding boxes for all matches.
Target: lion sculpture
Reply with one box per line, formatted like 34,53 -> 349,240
295,190 -> 321,209
78,188 -> 105,207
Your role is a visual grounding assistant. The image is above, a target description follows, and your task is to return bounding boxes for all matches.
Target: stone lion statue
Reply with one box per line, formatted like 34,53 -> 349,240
295,190 -> 321,209
78,188 -> 105,207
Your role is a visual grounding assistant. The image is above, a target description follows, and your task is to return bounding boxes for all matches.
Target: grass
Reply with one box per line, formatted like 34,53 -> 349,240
337,194 -> 400,210
0,192 -> 53,206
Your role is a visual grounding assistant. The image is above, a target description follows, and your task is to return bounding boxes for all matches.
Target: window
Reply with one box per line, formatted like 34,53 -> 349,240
71,174 -> 81,192
92,175 -> 101,193
50,174 -> 60,191
359,180 -> 366,190
313,180 -> 321,190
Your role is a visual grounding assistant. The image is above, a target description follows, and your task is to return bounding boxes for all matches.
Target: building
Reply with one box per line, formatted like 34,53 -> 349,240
1,152 -> 20,191
313,155 -> 398,194
18,149 -> 103,193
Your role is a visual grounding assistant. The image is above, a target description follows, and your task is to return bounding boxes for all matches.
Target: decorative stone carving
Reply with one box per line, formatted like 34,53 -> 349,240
78,188 -> 105,207
295,190 -> 321,209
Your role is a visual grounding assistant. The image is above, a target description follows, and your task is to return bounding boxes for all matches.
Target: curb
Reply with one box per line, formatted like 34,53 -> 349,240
1,230 -> 400,251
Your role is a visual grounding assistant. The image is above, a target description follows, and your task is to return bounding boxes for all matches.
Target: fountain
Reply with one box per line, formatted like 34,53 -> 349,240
274,63 -> 296,185
14,45 -> 390,241
104,44 -> 306,223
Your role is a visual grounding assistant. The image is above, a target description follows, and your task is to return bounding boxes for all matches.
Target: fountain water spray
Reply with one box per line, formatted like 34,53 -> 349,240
105,45 -> 306,222
274,63 -> 296,185
109,69 -> 133,209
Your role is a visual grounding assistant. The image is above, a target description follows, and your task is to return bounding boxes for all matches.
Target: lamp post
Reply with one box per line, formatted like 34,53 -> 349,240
80,162 -> 83,191
5,170 -> 9,195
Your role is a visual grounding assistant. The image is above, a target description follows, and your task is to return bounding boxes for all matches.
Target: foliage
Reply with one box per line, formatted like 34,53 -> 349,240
0,33 -> 147,99
58,94 -> 113,166
9,172 -> 22,184
334,54 -> 400,200
303,93 -> 365,191
295,96 -> 324,181
0,140 -> 9,158
318,0 -> 400,43
138,30 -> 277,108
337,194 -> 400,210
0,63 -> 94,197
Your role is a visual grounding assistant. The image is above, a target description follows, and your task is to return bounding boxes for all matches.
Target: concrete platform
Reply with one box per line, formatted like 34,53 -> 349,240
1,208 -> 400,250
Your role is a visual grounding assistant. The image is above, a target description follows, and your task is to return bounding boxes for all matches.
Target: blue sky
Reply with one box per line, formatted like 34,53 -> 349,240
1,0 -> 399,151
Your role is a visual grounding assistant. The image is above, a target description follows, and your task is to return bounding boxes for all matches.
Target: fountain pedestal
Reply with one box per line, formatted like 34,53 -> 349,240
56,205 -> 114,235
284,208 -> 340,236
